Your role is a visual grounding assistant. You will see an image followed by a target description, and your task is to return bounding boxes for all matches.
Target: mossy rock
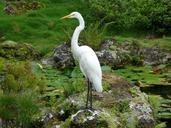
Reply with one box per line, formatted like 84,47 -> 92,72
70,110 -> 109,128
56,74 -> 155,128
0,40 -> 41,60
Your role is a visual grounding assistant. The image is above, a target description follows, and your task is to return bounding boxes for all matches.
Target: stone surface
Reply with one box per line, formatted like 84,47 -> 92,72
57,74 -> 155,128
42,43 -> 75,69
98,39 -> 171,67
43,39 -> 171,69
142,47 -> 170,65
70,109 -> 99,128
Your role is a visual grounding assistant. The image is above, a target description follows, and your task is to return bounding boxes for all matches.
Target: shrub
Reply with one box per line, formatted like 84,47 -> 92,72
89,0 -> 171,35
0,94 -> 39,127
0,61 -> 46,127
81,22 -> 105,50
2,61 -> 45,93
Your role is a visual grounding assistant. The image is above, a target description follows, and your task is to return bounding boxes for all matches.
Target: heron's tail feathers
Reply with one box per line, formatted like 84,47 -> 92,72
93,77 -> 103,92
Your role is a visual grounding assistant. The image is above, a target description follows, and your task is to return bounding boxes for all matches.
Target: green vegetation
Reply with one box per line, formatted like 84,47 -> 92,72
149,95 -> 163,119
0,0 -> 171,127
114,65 -> 171,85
115,35 -> 171,52
41,66 -> 85,97
81,22 -> 105,49
0,94 -> 39,127
0,61 -> 45,127
0,0 -> 90,54
89,0 -> 171,35
1,0 -> 170,56
2,61 -> 45,93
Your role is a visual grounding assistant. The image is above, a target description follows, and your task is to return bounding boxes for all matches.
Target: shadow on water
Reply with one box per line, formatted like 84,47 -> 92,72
160,119 -> 171,128
140,84 -> 171,128
140,84 -> 171,99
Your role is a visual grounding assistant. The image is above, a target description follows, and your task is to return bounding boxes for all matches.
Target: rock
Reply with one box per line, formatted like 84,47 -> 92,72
70,109 -> 99,128
32,110 -> 60,128
129,87 -> 155,128
58,74 -> 155,128
142,47 -> 170,65
98,40 -> 171,67
1,40 -> 18,48
96,40 -> 143,68
53,125 -> 60,128
0,40 -> 41,60
42,39 -> 171,69
53,43 -> 75,69
42,43 -> 75,69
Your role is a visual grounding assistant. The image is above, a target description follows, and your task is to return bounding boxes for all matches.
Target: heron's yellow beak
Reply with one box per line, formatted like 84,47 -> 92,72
60,14 -> 71,20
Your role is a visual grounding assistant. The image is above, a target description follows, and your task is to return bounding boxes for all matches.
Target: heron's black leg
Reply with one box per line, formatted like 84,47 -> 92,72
86,79 -> 90,109
90,82 -> 93,110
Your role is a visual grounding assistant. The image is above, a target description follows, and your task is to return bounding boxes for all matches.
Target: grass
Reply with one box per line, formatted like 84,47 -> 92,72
0,0 -> 170,55
0,0 -> 89,54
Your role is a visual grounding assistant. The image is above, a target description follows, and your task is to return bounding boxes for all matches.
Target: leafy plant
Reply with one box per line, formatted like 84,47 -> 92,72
148,95 -> 162,121
89,0 -> 171,35
81,22 -> 105,50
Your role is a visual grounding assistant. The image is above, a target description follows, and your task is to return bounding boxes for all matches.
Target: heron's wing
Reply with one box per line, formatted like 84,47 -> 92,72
79,46 -> 102,92
79,46 -> 102,80
79,62 -> 86,77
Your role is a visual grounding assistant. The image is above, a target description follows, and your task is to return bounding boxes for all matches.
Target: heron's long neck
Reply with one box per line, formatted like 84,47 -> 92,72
71,16 -> 85,54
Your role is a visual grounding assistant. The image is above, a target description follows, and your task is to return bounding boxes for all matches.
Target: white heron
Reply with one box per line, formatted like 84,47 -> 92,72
60,12 -> 103,109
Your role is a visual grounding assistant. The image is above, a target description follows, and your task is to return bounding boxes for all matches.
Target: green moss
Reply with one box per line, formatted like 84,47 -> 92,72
102,80 -> 111,92
98,111 -> 117,128
129,87 -> 138,97
0,57 -> 5,71
116,100 -> 130,113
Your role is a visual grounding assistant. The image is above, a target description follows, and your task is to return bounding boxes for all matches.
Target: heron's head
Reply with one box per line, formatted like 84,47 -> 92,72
60,12 -> 81,20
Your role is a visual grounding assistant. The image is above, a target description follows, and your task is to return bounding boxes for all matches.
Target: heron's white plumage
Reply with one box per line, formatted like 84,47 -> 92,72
79,46 -> 102,92
62,12 -> 103,93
